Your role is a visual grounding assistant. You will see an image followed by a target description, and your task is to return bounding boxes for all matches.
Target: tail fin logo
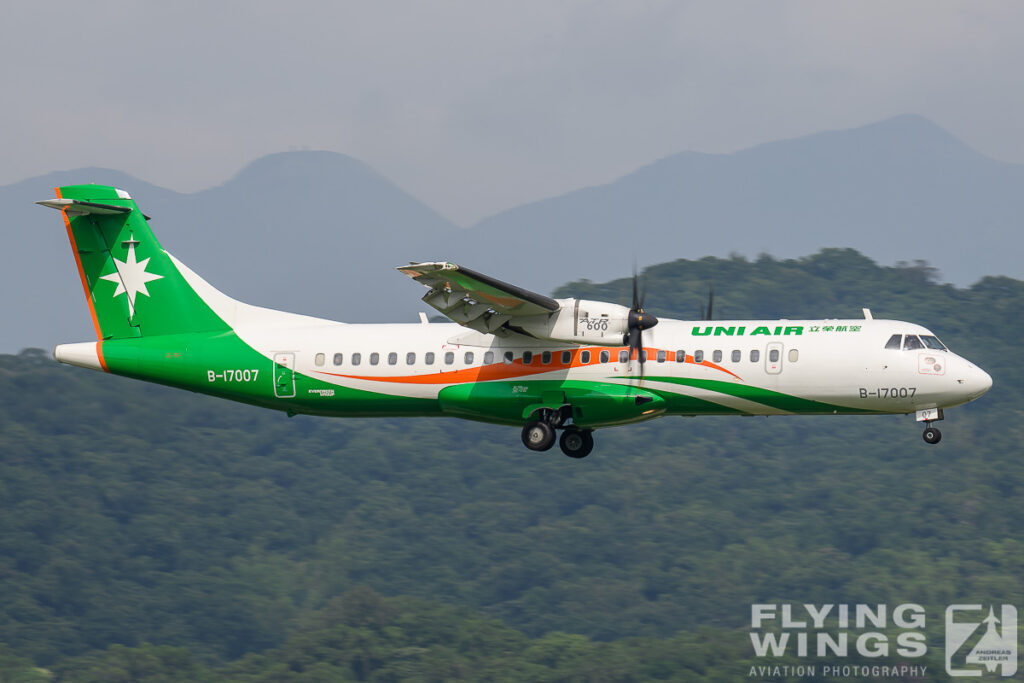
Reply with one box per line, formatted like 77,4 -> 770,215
99,232 -> 164,318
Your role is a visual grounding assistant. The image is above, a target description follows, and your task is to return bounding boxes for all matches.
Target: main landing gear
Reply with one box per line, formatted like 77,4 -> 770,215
521,408 -> 594,458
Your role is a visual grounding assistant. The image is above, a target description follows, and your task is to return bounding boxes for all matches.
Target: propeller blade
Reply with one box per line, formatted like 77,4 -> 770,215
627,327 -> 645,382
706,283 -> 714,321
625,266 -> 657,385
632,270 -> 641,311
638,333 -> 646,382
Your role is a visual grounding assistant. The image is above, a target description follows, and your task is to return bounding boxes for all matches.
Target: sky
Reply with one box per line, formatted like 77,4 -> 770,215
3,1 -> 1023,225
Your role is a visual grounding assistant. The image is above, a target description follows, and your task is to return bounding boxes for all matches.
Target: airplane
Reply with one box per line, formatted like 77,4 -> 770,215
39,184 -> 992,458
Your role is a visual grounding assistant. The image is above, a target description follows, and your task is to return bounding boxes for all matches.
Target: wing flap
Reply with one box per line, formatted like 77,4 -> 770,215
397,261 -> 558,334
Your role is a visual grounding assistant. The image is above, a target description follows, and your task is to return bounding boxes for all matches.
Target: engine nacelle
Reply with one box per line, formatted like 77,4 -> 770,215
513,299 -> 631,346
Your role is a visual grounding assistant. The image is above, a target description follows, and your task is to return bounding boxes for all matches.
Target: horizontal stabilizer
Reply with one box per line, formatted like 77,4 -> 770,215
36,198 -> 141,218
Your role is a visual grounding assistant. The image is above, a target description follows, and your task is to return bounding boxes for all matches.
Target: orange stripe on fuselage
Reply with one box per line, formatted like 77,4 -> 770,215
56,187 -> 104,342
687,356 -> 741,381
317,347 -> 742,384
319,358 -> 559,384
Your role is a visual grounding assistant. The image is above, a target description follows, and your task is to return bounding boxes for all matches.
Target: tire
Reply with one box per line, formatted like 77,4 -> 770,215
559,429 -> 594,459
922,427 -> 942,444
521,421 -> 556,451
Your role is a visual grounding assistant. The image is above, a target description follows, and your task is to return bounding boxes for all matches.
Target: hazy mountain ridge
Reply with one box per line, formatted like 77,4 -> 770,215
456,115 -> 1024,292
1,153 -> 460,351
3,115 -> 1021,351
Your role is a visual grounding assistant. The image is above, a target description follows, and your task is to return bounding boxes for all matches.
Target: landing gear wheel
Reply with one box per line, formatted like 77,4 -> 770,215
922,427 -> 942,444
522,421 -> 556,451
559,429 -> 594,459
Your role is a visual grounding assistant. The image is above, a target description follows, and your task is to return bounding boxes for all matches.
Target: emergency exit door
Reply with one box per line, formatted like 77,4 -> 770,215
765,342 -> 784,375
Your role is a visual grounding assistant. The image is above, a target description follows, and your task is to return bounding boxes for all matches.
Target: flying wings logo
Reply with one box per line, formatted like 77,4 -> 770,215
946,605 -> 1018,677
748,603 -> 1019,679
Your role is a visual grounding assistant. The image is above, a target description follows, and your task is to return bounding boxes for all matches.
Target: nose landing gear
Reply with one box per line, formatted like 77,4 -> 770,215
915,408 -> 944,445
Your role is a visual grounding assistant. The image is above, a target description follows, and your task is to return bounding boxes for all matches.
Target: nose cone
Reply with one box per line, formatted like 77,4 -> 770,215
965,363 -> 993,401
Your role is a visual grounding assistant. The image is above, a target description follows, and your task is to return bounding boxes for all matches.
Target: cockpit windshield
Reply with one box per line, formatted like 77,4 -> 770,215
919,335 -> 947,350
883,333 -> 949,351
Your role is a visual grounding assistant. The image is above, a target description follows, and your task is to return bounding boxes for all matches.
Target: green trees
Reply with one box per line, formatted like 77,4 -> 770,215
0,249 -> 1020,679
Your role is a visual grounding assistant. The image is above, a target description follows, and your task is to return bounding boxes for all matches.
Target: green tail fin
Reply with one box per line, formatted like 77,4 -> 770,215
41,184 -> 230,340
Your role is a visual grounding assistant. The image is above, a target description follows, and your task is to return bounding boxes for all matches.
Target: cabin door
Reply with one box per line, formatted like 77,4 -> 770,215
273,352 -> 297,398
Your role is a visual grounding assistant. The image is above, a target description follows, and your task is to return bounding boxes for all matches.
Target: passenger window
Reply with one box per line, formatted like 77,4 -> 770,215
581,350 -> 591,363
444,352 -> 454,365
315,353 -> 325,366
503,351 -> 513,365
884,334 -> 902,350
920,335 -> 946,350
370,353 -> 380,365
676,350 -> 686,362
333,353 -> 343,366
425,352 -> 434,365
769,349 -> 780,363
351,353 -> 361,366
388,352 -> 398,365
561,351 -> 571,364
484,351 -> 494,364
694,350 -> 704,363
600,350 -> 610,363
541,351 -> 551,364
523,351 -> 533,364
731,350 -> 741,363
904,335 -> 924,351
657,350 -> 666,363
406,352 -> 415,365
750,349 -> 759,362
618,350 -> 629,363
712,350 -> 722,363
788,349 -> 799,362
639,350 -> 648,363
464,351 -> 474,364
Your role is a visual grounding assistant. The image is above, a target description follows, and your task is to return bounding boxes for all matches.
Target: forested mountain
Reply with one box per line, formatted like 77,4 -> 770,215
0,250 -> 1021,681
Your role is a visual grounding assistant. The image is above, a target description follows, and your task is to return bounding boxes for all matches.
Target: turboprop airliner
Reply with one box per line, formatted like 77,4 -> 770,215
40,185 -> 992,458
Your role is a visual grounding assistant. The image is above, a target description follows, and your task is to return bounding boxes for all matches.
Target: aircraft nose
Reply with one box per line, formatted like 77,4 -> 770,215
964,363 -> 993,400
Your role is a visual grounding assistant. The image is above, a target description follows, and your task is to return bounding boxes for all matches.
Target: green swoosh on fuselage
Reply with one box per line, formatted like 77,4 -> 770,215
632,376 -> 883,415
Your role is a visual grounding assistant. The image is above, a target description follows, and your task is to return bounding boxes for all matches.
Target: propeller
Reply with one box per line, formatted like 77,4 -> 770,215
699,282 -> 715,321
624,269 -> 659,380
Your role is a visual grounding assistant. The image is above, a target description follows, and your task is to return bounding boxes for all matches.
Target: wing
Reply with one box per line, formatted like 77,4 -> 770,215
397,261 -> 559,334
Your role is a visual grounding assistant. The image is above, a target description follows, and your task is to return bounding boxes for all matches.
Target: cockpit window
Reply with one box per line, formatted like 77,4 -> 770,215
919,335 -> 947,351
884,334 -> 902,350
903,335 -> 924,351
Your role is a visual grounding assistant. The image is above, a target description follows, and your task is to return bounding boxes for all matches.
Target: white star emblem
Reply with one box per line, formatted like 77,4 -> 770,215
100,234 -> 163,318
